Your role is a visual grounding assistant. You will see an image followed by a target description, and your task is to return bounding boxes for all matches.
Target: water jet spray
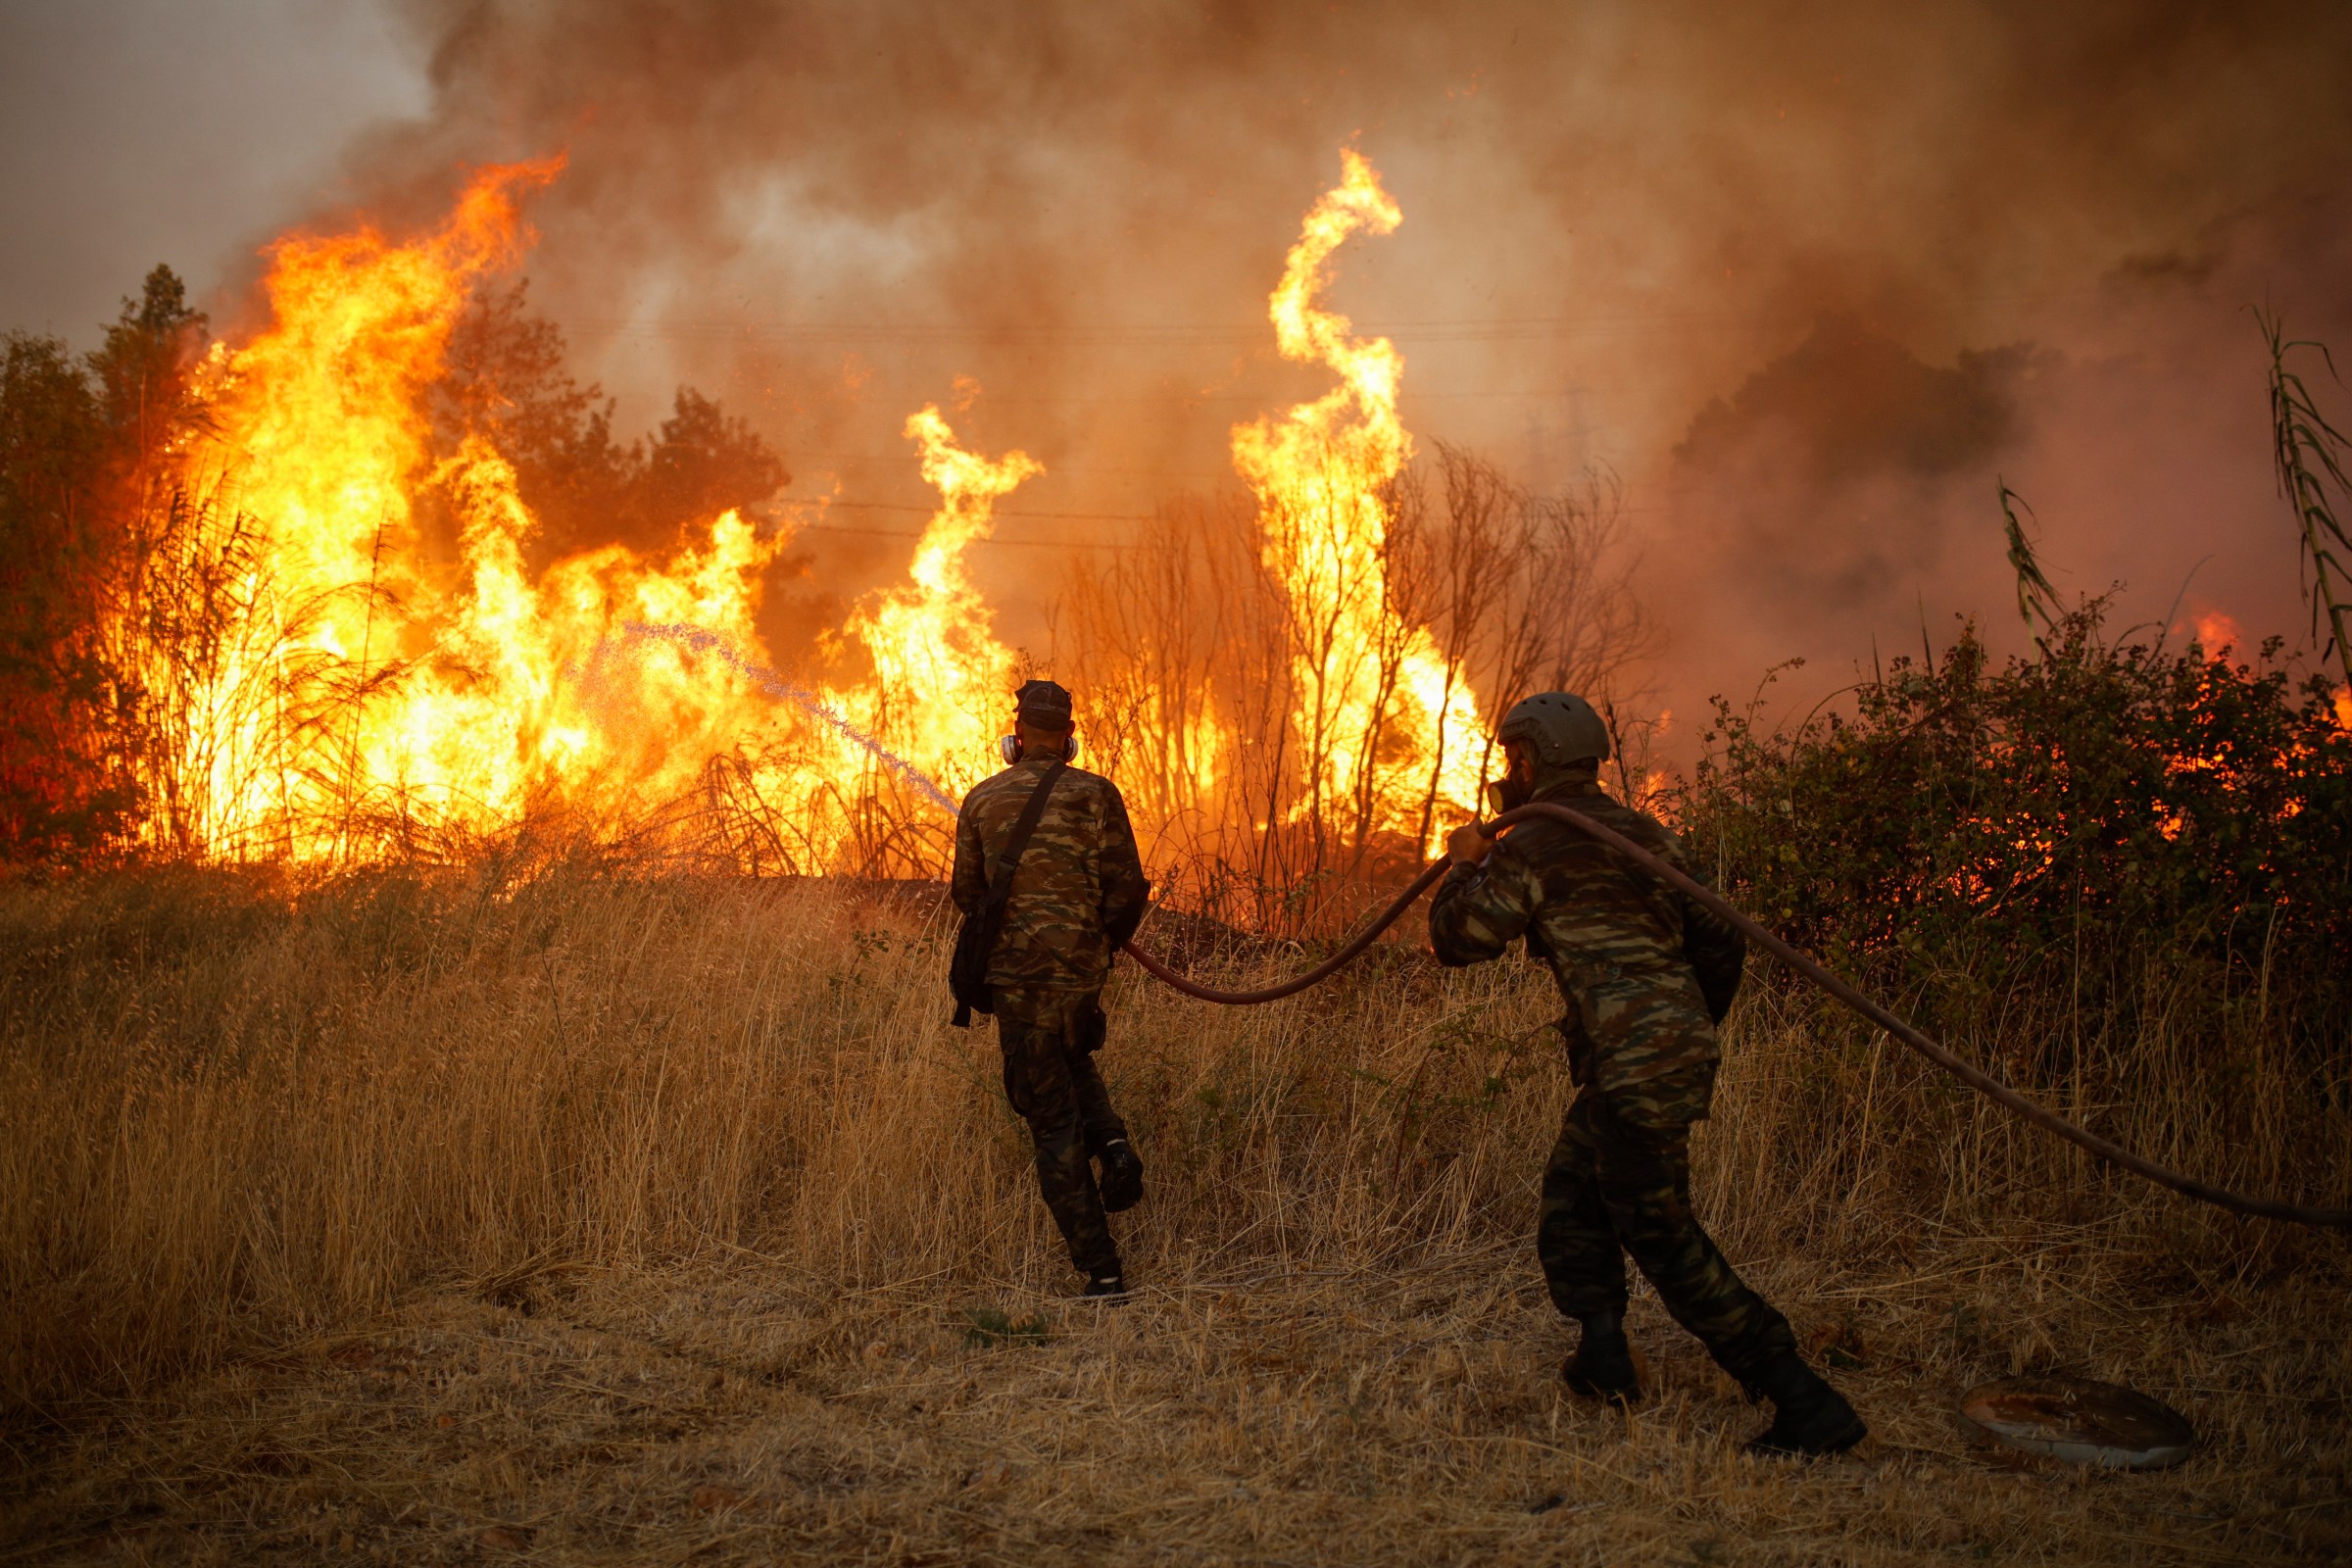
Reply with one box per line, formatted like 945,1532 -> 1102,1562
614,621 -> 961,815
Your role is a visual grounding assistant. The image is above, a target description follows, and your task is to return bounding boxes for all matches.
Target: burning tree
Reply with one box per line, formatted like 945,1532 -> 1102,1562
0,267 -> 208,861
1058,152 -> 1643,917
0,149 -> 1641,901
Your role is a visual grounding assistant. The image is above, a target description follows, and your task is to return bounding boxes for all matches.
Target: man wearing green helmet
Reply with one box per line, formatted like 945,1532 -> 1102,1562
1428,692 -> 1866,1457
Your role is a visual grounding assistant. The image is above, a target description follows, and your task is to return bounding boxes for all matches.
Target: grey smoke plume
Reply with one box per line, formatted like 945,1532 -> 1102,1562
322,0 -> 2352,753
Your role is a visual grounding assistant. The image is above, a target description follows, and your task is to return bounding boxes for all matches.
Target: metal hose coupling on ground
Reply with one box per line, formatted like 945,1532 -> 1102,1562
1119,801 -> 2352,1231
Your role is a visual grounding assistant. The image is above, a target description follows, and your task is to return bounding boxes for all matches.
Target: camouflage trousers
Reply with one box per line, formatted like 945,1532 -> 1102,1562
1538,1064 -> 1796,1378
995,986 -> 1128,1278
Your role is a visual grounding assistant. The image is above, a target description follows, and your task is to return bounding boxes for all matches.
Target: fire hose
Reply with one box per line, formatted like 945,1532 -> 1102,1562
1119,801 -> 2352,1231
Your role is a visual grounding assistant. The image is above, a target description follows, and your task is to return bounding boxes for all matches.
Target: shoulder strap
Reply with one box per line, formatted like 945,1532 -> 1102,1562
985,760 -> 1068,911
951,761 -> 1067,1026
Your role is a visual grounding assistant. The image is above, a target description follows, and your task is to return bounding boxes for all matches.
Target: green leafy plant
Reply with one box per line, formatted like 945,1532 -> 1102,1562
1997,479 -> 2061,638
1705,610 -> 2344,911
2260,309 -> 2352,689
1673,604 -> 2352,1258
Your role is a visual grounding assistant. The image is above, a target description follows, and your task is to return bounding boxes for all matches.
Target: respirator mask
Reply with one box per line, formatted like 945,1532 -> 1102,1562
1000,733 -> 1078,765
1484,748 -> 1535,815
1484,774 -> 1531,816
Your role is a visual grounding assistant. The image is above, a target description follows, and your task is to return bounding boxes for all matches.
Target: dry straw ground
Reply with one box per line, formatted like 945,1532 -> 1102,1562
1,866 -> 2346,1564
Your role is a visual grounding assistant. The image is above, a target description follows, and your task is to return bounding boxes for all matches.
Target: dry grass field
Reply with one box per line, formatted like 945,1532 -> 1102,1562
1,864 -> 2346,1565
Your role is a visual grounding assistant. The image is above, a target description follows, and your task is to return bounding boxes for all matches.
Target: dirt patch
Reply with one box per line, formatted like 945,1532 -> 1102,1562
5,1247 -> 2343,1565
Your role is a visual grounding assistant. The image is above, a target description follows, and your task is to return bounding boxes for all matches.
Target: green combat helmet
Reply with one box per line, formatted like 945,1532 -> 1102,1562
1495,691 -> 1611,768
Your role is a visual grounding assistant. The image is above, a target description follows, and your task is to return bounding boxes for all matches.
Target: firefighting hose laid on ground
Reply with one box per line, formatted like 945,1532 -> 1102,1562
1118,800 -> 2352,1232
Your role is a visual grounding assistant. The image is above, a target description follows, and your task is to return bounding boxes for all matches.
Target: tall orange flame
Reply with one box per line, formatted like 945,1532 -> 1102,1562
831,405 -> 1040,804
1232,149 -> 1488,848
163,158 -> 793,858
126,146 -> 1509,876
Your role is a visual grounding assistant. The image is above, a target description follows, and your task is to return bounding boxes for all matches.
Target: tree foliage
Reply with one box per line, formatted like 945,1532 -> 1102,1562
1683,605 -> 2352,1063
0,270 -> 789,867
431,281 -> 786,562
0,269 -> 208,861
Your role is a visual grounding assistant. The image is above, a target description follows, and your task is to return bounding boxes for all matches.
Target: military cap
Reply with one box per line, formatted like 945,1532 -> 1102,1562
1015,677 -> 1074,728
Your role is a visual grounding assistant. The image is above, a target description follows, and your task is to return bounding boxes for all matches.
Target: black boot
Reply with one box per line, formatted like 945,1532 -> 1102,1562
1097,1139 -> 1145,1213
1741,1352 -> 1866,1457
1561,1309 -> 1641,1404
1081,1267 -> 1131,1301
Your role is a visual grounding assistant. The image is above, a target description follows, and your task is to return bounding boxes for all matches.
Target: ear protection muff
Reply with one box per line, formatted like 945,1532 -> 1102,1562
999,734 -> 1080,764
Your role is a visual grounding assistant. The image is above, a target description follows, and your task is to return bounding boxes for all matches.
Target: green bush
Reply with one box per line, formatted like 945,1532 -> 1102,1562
1682,604 -> 2352,1079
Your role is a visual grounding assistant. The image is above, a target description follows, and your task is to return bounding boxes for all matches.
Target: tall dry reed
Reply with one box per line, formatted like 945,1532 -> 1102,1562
5,860 -> 2335,1417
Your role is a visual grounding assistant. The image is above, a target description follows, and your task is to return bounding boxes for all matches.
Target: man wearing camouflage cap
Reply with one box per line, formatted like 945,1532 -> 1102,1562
952,679 -> 1152,1298
1428,692 -> 1866,1457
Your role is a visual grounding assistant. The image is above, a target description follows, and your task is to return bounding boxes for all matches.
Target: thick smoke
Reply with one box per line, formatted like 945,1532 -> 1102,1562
314,0 -> 2352,757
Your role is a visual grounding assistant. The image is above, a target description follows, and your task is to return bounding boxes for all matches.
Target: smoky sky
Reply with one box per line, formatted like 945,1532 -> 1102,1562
10,0 -> 2352,753
0,1 -> 426,338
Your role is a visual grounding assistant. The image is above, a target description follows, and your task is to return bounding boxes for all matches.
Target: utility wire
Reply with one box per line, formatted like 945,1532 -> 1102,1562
568,288 -> 2104,347
793,519 -> 1141,550
797,499 -> 1153,522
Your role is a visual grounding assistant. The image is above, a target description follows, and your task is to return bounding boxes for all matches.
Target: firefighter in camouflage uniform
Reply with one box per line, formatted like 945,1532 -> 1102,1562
952,679 -> 1151,1298
1429,692 -> 1866,1456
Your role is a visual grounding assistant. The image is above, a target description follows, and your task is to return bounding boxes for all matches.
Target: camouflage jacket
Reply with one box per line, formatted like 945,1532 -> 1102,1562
1428,772 -> 1745,1093
952,755 -> 1151,992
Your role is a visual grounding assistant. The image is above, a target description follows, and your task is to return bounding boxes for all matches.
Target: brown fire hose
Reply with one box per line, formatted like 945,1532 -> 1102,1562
1119,858 -> 1452,1003
1120,801 -> 2352,1231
